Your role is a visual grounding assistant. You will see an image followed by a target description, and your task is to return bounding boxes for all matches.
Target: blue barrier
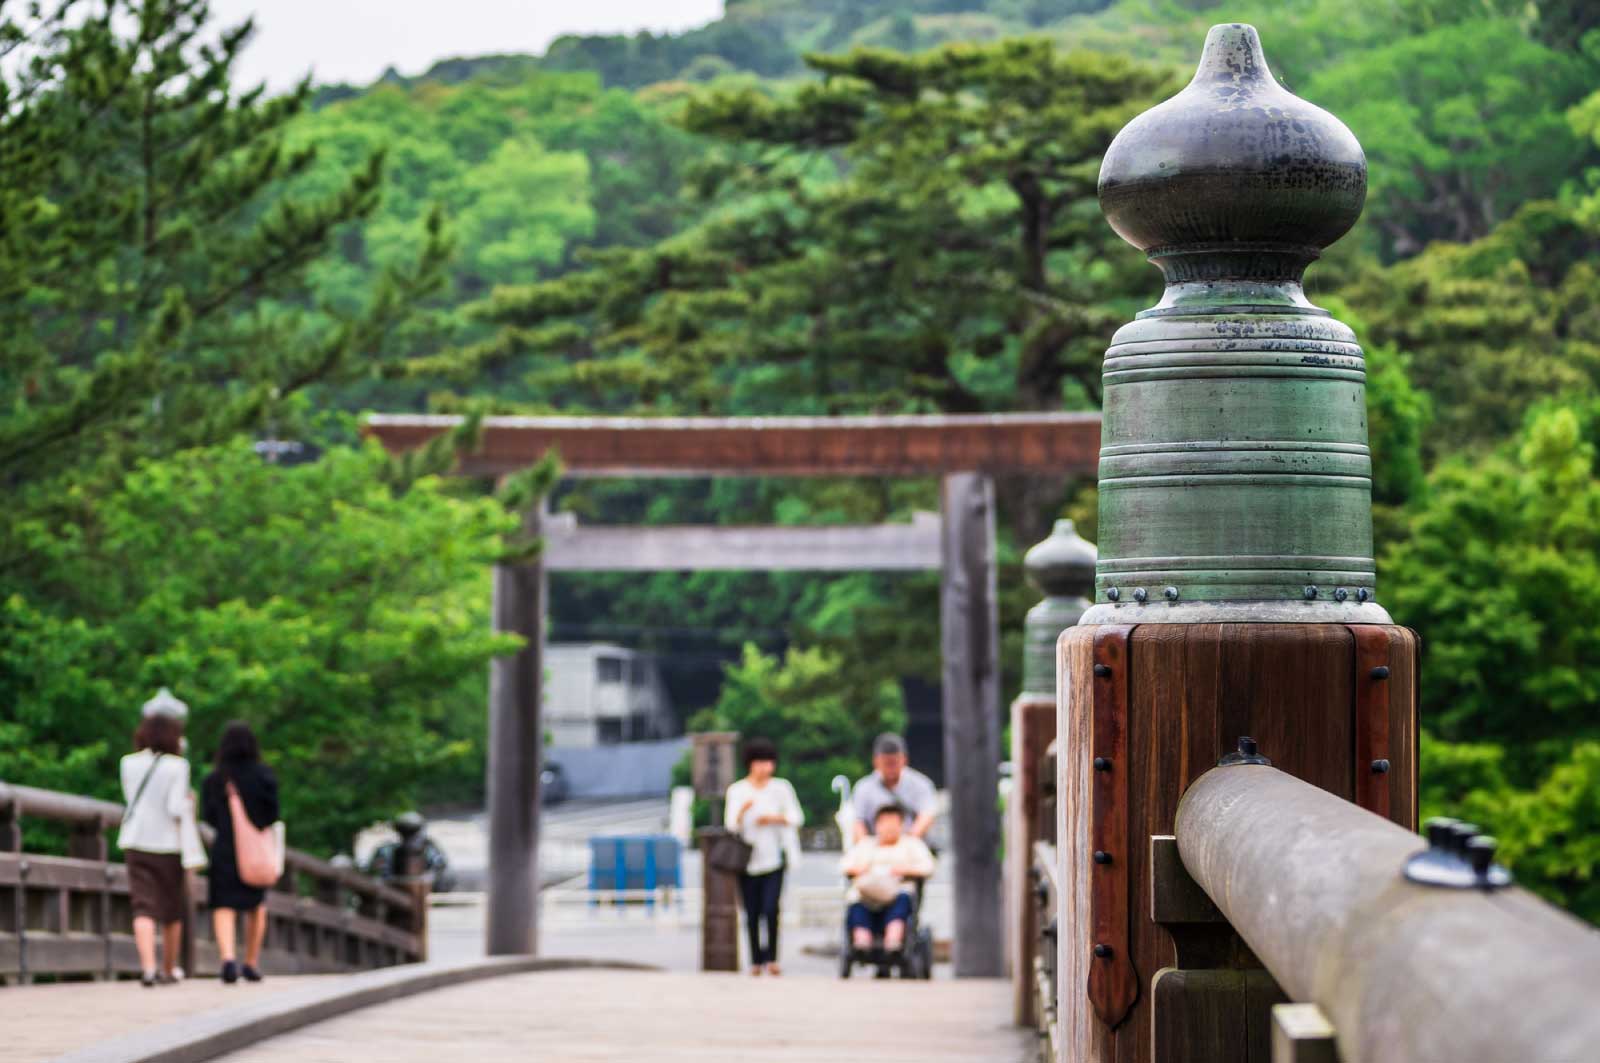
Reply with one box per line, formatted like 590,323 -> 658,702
587,834 -> 683,907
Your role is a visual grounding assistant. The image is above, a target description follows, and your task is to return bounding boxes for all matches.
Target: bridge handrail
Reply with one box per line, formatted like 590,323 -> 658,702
1028,839 -> 1059,1061
1176,764 -> 1600,1063
0,781 -> 124,831
0,778 -> 425,981
0,780 -> 415,913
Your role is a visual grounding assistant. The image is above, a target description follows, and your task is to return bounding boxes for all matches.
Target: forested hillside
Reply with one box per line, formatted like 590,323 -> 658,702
5,0 -> 1600,915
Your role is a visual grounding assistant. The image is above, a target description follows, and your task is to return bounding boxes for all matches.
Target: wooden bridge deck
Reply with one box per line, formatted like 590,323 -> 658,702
215,970 -> 1029,1063
4,975 -> 339,1061
8,968 -> 1030,1063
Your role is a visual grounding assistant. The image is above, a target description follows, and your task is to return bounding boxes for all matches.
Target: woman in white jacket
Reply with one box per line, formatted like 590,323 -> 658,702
117,705 -> 192,987
723,737 -> 803,976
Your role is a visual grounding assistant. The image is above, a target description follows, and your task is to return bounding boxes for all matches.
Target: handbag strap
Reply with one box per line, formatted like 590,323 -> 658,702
121,754 -> 164,824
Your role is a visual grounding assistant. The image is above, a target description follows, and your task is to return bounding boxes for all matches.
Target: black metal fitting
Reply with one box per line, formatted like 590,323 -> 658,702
1093,756 -> 1112,772
1219,735 -> 1272,767
1093,943 -> 1113,959
1370,665 -> 1391,680
1404,817 -> 1512,890
1093,850 -> 1112,865
1371,759 -> 1391,774
1093,663 -> 1112,678
1133,587 -> 1149,603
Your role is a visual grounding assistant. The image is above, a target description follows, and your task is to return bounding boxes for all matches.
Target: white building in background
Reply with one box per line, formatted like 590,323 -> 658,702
545,643 -> 676,748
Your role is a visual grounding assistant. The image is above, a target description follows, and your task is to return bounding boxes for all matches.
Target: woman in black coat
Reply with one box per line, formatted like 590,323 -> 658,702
201,721 -> 279,984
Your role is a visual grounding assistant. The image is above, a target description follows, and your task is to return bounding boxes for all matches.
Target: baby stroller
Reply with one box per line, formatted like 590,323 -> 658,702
838,875 -> 935,979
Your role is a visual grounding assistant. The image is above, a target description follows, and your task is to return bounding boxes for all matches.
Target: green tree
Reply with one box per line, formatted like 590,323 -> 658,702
1340,201 -> 1600,458
474,41 -> 1171,419
1388,401 -> 1600,917
690,643 -> 906,827
0,0 -> 447,513
1304,19 -> 1590,256
0,440 -> 518,854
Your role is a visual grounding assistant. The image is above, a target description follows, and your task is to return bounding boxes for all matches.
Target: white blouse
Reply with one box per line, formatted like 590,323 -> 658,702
724,777 -> 804,876
116,750 -> 191,854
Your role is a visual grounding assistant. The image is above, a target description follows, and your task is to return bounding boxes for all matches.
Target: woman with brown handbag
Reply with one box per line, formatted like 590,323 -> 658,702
200,721 -> 279,984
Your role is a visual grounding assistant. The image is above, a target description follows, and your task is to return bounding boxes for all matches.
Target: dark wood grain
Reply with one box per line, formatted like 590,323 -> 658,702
1011,696 -> 1057,1026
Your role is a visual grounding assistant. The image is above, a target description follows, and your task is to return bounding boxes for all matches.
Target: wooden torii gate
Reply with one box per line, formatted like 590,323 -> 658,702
366,412 -> 1100,976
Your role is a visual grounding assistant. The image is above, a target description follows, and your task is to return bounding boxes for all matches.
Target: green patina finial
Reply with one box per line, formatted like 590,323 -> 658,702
1083,24 -> 1391,624
1022,519 -> 1096,697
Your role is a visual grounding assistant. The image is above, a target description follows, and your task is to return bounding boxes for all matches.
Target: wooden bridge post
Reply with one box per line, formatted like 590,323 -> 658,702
1009,520 -> 1094,1023
486,499 -> 545,956
941,472 -> 1004,978
1057,23 -> 1419,1063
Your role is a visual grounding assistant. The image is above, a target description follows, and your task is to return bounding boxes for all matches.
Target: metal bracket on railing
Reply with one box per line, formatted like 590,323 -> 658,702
1349,625 -> 1396,819
1404,819 -> 1512,890
1219,736 -> 1271,767
1088,625 -> 1138,1029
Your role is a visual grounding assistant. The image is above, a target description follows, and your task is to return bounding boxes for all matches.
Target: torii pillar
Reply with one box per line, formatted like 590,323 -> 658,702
1056,25 -> 1419,1062
486,501 -> 544,956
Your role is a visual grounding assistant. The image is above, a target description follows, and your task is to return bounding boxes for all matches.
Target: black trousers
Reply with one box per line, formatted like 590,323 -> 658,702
738,866 -> 784,965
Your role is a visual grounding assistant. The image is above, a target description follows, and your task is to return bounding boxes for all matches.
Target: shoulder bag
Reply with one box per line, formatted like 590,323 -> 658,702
227,780 -> 284,887
704,829 -> 753,875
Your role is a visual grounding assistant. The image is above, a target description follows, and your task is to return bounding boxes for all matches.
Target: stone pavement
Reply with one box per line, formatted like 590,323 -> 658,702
212,968 -> 1034,1063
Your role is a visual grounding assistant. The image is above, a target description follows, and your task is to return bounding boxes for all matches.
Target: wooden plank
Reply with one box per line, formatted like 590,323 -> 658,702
1010,696 -> 1057,1025
940,473 -> 1003,977
1088,625 -> 1138,1028
1128,624 -> 1211,1063
365,412 -> 1102,478
1271,1004 -> 1340,1063
1385,627 -> 1420,831
1150,968 -> 1285,1063
1149,835 -> 1223,926
541,513 -> 943,572
1151,969 -> 1251,1063
1059,625 -> 1111,1063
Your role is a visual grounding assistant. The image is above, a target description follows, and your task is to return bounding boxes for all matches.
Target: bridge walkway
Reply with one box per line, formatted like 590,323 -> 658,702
213,969 -> 1029,1063
10,966 -> 1028,1063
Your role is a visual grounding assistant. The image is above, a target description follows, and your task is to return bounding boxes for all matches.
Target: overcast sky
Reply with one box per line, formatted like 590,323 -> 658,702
207,1 -> 726,91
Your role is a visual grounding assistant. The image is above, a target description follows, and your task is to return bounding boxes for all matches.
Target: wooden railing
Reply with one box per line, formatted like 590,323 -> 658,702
0,781 -> 425,983
1161,764 -> 1600,1063
1029,839 -> 1059,1062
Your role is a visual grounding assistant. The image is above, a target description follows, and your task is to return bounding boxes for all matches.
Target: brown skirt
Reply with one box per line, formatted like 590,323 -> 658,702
125,850 -> 186,923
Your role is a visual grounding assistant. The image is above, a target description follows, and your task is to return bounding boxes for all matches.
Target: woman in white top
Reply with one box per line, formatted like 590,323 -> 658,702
117,710 -> 193,987
723,737 -> 803,976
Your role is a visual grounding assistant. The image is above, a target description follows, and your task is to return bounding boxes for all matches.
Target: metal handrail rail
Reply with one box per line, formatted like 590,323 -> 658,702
1175,764 -> 1600,1063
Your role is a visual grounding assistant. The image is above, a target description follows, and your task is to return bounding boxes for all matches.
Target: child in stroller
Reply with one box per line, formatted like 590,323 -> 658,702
838,804 -> 936,979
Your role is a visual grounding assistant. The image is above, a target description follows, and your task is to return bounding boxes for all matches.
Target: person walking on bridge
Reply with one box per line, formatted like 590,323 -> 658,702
723,737 -> 803,976
201,721 -> 279,984
850,733 -> 937,844
117,690 -> 194,988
